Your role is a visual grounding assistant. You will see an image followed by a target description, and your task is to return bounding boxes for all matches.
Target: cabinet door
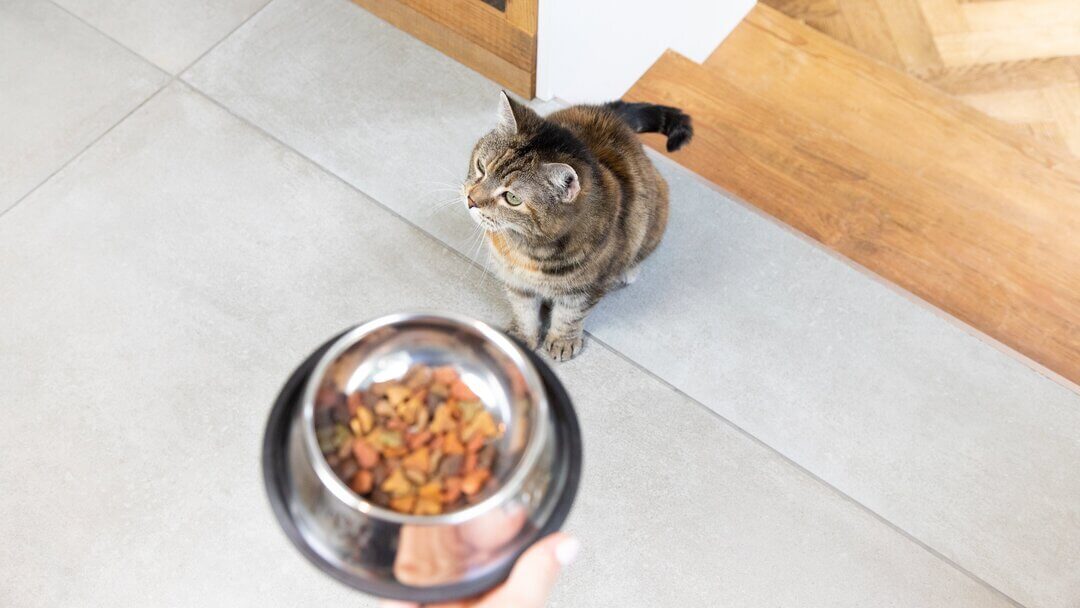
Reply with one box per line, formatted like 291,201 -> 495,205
352,0 -> 538,97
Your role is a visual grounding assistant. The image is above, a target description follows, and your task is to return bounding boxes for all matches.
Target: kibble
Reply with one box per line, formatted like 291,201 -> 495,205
314,364 -> 503,515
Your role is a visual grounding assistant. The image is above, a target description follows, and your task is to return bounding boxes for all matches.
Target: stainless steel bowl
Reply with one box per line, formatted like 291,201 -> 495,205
262,313 -> 581,602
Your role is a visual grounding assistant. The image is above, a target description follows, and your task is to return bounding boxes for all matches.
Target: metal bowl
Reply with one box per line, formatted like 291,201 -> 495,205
262,313 -> 581,602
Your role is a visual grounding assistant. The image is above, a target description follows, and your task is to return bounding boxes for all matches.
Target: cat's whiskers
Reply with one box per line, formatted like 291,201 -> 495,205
428,197 -> 466,217
417,180 -> 466,199
435,164 -> 460,178
457,224 -> 488,285
421,177 -> 471,217
418,181 -> 465,193
433,165 -> 467,187
475,234 -> 495,291
423,189 -> 466,199
471,226 -> 491,261
456,230 -> 478,283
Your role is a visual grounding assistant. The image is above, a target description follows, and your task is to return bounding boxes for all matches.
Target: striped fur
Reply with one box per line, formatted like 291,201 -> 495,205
462,92 -> 690,360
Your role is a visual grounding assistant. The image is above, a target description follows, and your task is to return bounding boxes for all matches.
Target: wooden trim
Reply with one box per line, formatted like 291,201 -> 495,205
352,0 -> 535,97
506,0 -> 538,35
398,0 -> 535,71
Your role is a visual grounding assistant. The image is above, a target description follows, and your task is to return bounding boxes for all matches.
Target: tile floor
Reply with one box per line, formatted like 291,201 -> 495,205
1,1 -> 1077,607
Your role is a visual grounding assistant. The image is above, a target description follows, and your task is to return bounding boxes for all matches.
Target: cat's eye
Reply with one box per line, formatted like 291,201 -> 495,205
475,158 -> 485,176
504,191 -> 522,206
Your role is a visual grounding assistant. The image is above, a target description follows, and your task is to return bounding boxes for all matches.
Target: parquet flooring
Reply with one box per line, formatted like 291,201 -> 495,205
763,0 -> 1080,162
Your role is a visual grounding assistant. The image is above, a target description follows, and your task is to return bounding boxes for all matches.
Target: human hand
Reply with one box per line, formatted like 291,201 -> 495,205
380,532 -> 579,608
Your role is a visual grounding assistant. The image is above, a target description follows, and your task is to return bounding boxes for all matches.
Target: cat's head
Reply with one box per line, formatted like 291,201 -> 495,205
462,92 -> 589,239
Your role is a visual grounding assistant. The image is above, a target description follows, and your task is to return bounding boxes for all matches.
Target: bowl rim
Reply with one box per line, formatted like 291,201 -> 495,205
261,328 -> 582,602
300,311 -> 550,525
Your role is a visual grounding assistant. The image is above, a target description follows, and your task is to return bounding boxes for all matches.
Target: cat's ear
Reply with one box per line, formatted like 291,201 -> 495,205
497,91 -> 538,135
543,163 -> 581,202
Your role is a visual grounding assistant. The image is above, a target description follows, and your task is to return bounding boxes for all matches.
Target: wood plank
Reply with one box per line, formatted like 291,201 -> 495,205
761,0 -> 841,20
871,0 -> 943,72
923,58 -> 1080,96
961,0 -> 1080,31
913,0 -> 967,35
808,12 -> 857,47
397,0 -> 534,71
351,0 -> 534,96
505,0 -> 538,35
1042,83 -> 1080,156
959,88 -> 1052,123
626,5 -> 1080,382
763,0 -> 854,46
935,25 -> 1080,66
834,0 -> 905,69
1022,121 -> 1071,151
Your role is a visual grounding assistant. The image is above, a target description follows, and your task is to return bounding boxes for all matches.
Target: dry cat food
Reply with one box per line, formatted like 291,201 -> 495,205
314,364 -> 504,515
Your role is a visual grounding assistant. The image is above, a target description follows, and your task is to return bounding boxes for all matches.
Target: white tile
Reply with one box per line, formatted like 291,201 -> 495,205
0,84 -> 1009,607
0,0 -> 166,212
553,350 -> 1012,608
183,0 -> 501,254
53,0 -> 270,74
183,1 -> 1080,605
595,157 -> 1080,608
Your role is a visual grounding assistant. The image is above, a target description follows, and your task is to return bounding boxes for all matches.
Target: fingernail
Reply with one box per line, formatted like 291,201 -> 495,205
555,537 -> 580,567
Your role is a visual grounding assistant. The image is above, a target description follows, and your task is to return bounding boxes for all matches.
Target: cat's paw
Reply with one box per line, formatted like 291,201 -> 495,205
609,265 -> 640,291
544,333 -> 584,362
506,321 -> 539,349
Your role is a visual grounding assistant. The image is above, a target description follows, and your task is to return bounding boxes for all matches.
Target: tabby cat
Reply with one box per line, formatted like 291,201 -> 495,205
462,92 -> 692,361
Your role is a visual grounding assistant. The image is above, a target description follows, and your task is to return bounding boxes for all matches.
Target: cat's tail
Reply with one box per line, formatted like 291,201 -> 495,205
604,101 -> 693,152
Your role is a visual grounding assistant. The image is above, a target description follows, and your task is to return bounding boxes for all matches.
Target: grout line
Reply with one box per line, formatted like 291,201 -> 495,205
46,0 -> 170,77
1,0 -> 176,222
184,78 -> 501,280
585,331 -> 1028,608
184,80 -> 1028,608
175,0 -> 276,77
0,83 -> 170,223
645,149 -> 1080,396
46,0 -> 275,77
2,0 -> 279,223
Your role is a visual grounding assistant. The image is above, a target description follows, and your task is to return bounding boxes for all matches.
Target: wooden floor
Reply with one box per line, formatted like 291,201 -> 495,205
763,0 -> 1080,163
625,4 -> 1080,383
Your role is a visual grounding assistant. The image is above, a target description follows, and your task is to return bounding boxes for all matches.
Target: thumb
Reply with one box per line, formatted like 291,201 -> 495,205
482,533 -> 579,608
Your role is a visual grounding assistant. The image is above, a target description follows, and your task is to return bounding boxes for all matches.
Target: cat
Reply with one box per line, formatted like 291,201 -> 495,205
462,92 -> 692,361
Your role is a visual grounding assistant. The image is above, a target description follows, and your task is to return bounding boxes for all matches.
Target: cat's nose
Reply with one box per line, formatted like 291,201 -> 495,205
467,196 -> 477,209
